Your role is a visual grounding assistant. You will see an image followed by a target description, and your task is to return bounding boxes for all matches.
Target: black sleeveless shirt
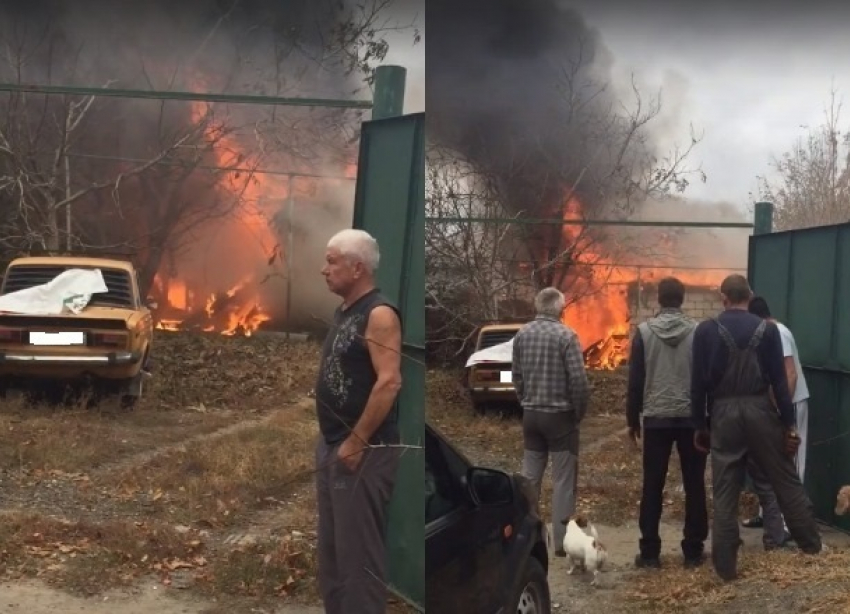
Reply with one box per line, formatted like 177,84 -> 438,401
315,288 -> 401,446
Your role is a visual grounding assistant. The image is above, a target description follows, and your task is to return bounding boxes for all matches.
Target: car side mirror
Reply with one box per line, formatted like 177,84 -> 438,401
146,299 -> 158,310
467,467 -> 514,507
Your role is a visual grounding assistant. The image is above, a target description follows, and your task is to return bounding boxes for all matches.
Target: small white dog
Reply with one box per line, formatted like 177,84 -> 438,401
561,514 -> 608,586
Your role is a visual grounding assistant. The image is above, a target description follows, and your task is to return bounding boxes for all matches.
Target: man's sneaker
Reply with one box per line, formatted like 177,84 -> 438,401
684,553 -> 706,569
634,554 -> 661,569
742,515 -> 763,528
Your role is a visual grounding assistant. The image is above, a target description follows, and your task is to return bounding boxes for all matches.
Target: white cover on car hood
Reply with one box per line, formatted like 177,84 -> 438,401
465,338 -> 514,368
0,268 -> 109,315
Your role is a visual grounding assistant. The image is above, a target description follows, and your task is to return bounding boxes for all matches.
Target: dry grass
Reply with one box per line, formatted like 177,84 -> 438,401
202,534 -> 417,612
107,403 -> 318,527
0,512 -> 207,595
0,405 -> 236,475
580,432 -> 643,516
201,535 -> 316,599
142,332 -> 320,411
624,546 -> 850,613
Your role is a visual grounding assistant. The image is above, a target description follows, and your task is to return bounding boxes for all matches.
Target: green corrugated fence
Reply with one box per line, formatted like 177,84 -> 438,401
749,221 -> 850,533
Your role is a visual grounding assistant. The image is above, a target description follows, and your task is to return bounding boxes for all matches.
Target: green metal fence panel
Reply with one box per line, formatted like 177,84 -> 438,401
749,223 -> 850,533
833,226 -> 850,370
352,112 -> 425,606
748,233 -> 792,319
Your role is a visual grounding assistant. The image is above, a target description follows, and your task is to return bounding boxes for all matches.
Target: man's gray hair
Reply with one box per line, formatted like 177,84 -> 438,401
327,229 -> 380,273
534,287 -> 566,317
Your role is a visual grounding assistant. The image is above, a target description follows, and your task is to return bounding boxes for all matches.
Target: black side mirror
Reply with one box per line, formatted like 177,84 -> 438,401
467,467 -> 514,507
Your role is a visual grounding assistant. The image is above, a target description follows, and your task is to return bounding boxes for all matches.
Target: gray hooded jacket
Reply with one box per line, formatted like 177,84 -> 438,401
638,309 -> 696,420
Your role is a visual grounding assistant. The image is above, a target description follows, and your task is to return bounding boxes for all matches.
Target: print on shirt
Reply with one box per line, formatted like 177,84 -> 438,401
321,312 -> 364,403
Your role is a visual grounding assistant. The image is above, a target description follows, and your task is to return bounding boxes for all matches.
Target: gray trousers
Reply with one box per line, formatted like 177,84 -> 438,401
521,409 -> 579,551
316,438 -> 400,614
711,399 -> 821,579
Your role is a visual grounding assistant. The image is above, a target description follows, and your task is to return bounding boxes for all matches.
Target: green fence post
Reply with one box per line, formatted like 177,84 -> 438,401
355,71 -> 424,608
754,201 -> 774,235
373,65 -> 407,119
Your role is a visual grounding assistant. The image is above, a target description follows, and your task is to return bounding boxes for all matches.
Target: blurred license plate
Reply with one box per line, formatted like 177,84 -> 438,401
500,370 -> 513,383
30,331 -> 85,346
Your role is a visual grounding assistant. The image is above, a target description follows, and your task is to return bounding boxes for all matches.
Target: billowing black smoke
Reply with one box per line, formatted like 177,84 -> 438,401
427,0 -> 623,215
0,0 -> 355,95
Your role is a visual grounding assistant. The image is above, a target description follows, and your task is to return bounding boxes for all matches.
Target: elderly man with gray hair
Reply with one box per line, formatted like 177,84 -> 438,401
512,286 -> 590,555
315,228 -> 403,613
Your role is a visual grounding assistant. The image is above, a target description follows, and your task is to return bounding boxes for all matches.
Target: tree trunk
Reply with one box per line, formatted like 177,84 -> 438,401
45,205 -> 60,251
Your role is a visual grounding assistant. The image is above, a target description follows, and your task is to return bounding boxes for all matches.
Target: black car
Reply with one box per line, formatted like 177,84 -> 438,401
425,423 -> 551,614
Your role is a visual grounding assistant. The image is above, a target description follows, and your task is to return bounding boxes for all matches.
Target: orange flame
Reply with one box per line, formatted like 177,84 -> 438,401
152,82 -> 358,337
556,193 -> 729,370
153,88 -> 281,336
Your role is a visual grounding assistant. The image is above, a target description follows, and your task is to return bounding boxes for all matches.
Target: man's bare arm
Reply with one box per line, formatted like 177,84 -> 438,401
784,356 -> 798,399
351,305 -> 403,444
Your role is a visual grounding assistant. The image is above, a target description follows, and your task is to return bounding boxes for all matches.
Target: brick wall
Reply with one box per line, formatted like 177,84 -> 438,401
630,284 -> 723,327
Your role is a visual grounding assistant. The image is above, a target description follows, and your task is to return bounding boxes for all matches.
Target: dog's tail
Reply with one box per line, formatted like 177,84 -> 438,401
589,522 -> 599,541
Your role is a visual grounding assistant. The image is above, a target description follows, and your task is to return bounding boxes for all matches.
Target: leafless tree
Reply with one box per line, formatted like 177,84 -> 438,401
426,64 -> 701,362
758,89 -> 850,230
425,145 -> 535,360
249,0 -> 420,174
515,74 -> 702,290
0,34 -> 260,300
69,100 -> 262,298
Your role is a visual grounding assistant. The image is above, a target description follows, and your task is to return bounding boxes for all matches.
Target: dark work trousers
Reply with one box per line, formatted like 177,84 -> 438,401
521,409 -> 579,551
747,456 -> 788,549
639,427 -> 708,560
315,438 -> 400,614
709,321 -> 821,580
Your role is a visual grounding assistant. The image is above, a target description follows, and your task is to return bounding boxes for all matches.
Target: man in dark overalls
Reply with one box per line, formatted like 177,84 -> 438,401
690,274 -> 823,581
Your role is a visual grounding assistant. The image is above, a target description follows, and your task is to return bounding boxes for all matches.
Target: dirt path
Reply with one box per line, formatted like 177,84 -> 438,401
0,580 -> 323,614
90,396 -> 315,480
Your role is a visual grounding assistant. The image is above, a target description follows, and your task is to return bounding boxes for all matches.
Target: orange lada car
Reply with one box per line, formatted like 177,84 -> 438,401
466,321 -> 525,414
0,255 -> 154,407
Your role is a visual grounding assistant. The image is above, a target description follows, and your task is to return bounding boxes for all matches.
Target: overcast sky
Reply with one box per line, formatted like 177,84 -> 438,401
567,1 -> 850,215
377,0 -> 424,114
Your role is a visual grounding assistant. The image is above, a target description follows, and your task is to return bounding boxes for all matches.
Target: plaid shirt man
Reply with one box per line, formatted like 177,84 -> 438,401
512,315 -> 590,417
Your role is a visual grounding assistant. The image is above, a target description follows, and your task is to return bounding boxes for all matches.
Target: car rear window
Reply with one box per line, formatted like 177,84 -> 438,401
1,265 -> 135,308
477,329 -> 518,350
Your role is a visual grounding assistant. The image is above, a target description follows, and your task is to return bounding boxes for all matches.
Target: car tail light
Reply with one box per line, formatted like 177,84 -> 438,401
91,332 -> 128,348
475,369 -> 500,382
0,327 -> 23,343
